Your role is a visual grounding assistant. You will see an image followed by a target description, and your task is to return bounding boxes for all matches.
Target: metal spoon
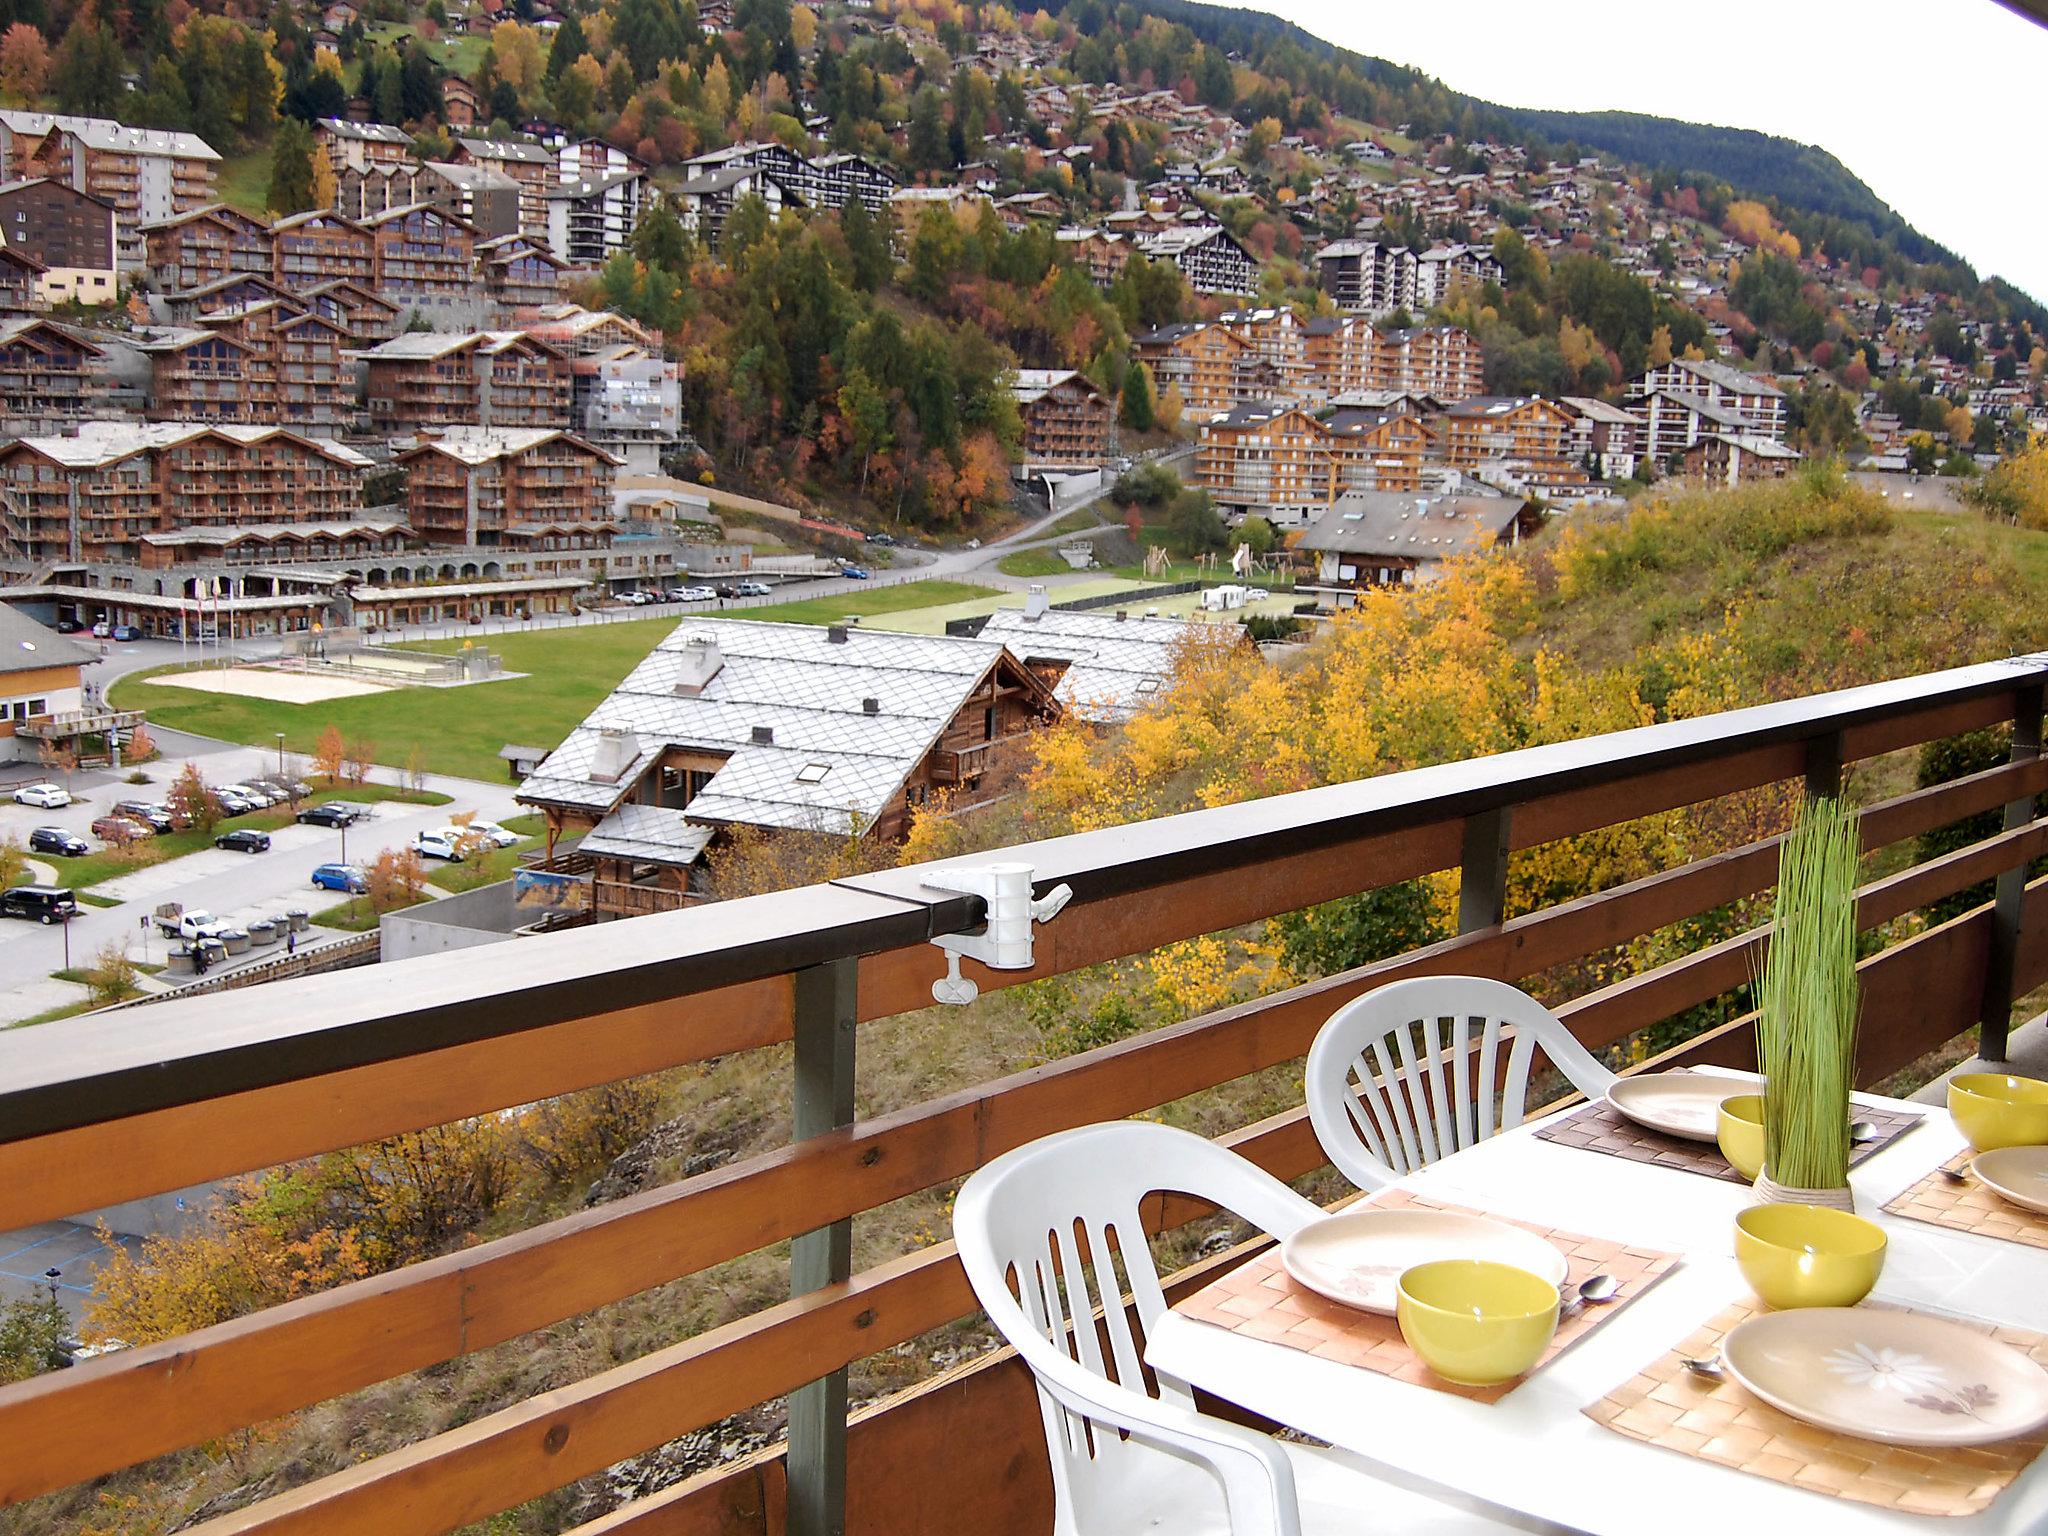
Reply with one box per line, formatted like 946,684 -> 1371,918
1560,1273 -> 1621,1317
1940,1163 -> 1971,1185
1850,1120 -> 1881,1145
1681,1354 -> 1725,1381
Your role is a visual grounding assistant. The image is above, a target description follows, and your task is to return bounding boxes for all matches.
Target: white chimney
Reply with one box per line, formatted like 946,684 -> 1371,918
587,729 -> 636,784
672,635 -> 723,696
1024,585 -> 1050,621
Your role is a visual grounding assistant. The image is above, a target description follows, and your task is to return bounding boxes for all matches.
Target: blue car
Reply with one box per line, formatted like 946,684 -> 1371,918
311,862 -> 367,894
840,564 -> 871,580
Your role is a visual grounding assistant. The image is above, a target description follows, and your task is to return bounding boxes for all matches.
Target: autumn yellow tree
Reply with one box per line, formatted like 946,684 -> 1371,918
312,722 -> 346,782
491,19 -> 546,98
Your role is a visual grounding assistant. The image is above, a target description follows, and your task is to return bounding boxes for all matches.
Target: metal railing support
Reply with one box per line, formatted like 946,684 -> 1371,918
1981,685 -> 2045,1062
1458,806 -> 1511,934
788,957 -> 859,1536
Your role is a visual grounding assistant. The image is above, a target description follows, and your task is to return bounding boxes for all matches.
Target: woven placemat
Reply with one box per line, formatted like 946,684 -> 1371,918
1884,1152 -> 2048,1250
1171,1189 -> 1677,1403
1534,1094 -> 1923,1185
1587,1301 -> 2048,1517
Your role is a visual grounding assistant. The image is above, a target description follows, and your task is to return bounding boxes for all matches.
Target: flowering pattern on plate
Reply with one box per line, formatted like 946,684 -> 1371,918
1825,1343 -> 2000,1421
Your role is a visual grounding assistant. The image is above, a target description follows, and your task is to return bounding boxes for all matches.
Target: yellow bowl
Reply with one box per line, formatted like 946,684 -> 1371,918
1395,1260 -> 1560,1386
1949,1073 -> 2048,1152
1717,1095 -> 1766,1181
1734,1202 -> 1886,1309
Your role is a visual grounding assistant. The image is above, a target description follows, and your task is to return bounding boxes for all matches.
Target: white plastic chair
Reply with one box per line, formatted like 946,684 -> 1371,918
954,1121 -> 1519,1535
1307,975 -> 1618,1192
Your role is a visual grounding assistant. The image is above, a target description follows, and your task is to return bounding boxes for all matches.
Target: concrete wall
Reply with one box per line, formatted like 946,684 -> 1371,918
380,878 -> 520,961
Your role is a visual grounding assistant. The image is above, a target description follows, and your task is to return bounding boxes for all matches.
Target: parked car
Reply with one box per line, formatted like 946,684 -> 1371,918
714,584 -> 739,599
53,618 -> 82,634
413,830 -> 466,861
213,790 -> 258,816
215,829 -> 272,854
311,861 -> 367,893
218,782 -> 278,808
297,802 -> 363,829
1,885 -> 76,924
91,814 -> 150,843
840,564 -> 872,580
735,580 -> 772,597
110,624 -> 141,641
28,827 -> 87,858
868,532 -> 896,547
113,800 -> 173,833
460,820 -> 522,848
90,621 -> 111,638
12,783 -> 69,809
674,585 -> 717,602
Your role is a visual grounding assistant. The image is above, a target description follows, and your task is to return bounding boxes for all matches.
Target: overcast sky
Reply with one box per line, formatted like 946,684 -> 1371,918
1249,1 -> 2048,305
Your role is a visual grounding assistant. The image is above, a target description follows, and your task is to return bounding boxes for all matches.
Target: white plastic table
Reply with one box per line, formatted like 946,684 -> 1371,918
1145,1072 -> 2048,1535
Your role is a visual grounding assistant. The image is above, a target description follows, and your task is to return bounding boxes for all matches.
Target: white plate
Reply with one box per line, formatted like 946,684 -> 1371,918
1972,1146 -> 2048,1216
1279,1208 -> 1569,1315
1605,1072 -> 1755,1143
1723,1308 -> 2048,1448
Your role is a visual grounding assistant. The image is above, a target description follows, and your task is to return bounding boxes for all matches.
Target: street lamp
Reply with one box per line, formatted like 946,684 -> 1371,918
42,1266 -> 60,1306
276,731 -> 286,777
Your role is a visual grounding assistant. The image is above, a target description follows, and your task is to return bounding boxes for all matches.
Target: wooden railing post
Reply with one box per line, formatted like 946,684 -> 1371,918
788,957 -> 858,1536
1458,806 -> 1511,934
1804,731 -> 1844,801
1980,685 -> 2045,1063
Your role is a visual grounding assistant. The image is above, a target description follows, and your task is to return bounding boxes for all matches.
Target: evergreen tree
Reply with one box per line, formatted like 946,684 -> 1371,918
1120,359 -> 1154,432
50,10 -> 123,116
399,43 -> 442,123
268,117 -> 318,214
543,10 -> 586,83
630,196 -> 690,271
906,84 -> 947,172
838,194 -> 889,293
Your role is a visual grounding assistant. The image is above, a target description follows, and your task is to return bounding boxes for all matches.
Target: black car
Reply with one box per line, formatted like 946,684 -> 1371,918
296,802 -> 362,828
0,885 -> 76,923
215,829 -> 272,854
28,827 -> 88,857
53,618 -> 83,634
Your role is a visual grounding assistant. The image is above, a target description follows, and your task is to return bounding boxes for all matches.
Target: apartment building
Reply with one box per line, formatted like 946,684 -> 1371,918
132,327 -> 259,423
1196,402 -> 1338,527
1439,395 -> 1585,494
1133,321 -> 1279,417
1631,358 -> 1786,441
1378,326 -> 1485,403
394,426 -> 622,547
0,112 -> 220,269
1325,408 -> 1428,495
1412,244 -> 1503,309
680,141 -> 895,213
1134,224 -> 1258,296
1010,369 -> 1112,466
1314,240 -> 1502,317
1635,388 -> 1753,465
545,168 -> 648,265
362,203 -> 480,317
1678,432 -> 1801,486
414,161 -> 522,239
298,278 -> 403,350
162,272 -> 295,323
1300,315 -> 1380,401
1560,396 -> 1644,479
477,232 -> 566,312
0,246 -> 36,314
520,303 -> 661,357
1300,491 -> 1540,597
359,329 -> 571,434
0,177 -> 117,306
571,347 -> 681,473
677,164 -> 804,243
316,119 -> 413,183
270,210 -> 377,290
1218,308 -> 1313,401
1055,226 -> 1130,286
451,137 -> 555,234
0,317 -> 105,435
186,301 -> 352,432
141,204 -> 273,291
557,138 -> 644,187
0,421 -> 369,565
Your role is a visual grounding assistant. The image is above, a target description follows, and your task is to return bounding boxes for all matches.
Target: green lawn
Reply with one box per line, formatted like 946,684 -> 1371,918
740,580 -> 997,626
311,891 -> 432,931
6,1000 -> 93,1029
109,582 -> 998,781
997,549 -> 1077,578
214,145 -> 273,219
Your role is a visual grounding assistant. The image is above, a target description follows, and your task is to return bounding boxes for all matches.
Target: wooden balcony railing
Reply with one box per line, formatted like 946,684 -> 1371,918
4,656 -> 2048,1535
